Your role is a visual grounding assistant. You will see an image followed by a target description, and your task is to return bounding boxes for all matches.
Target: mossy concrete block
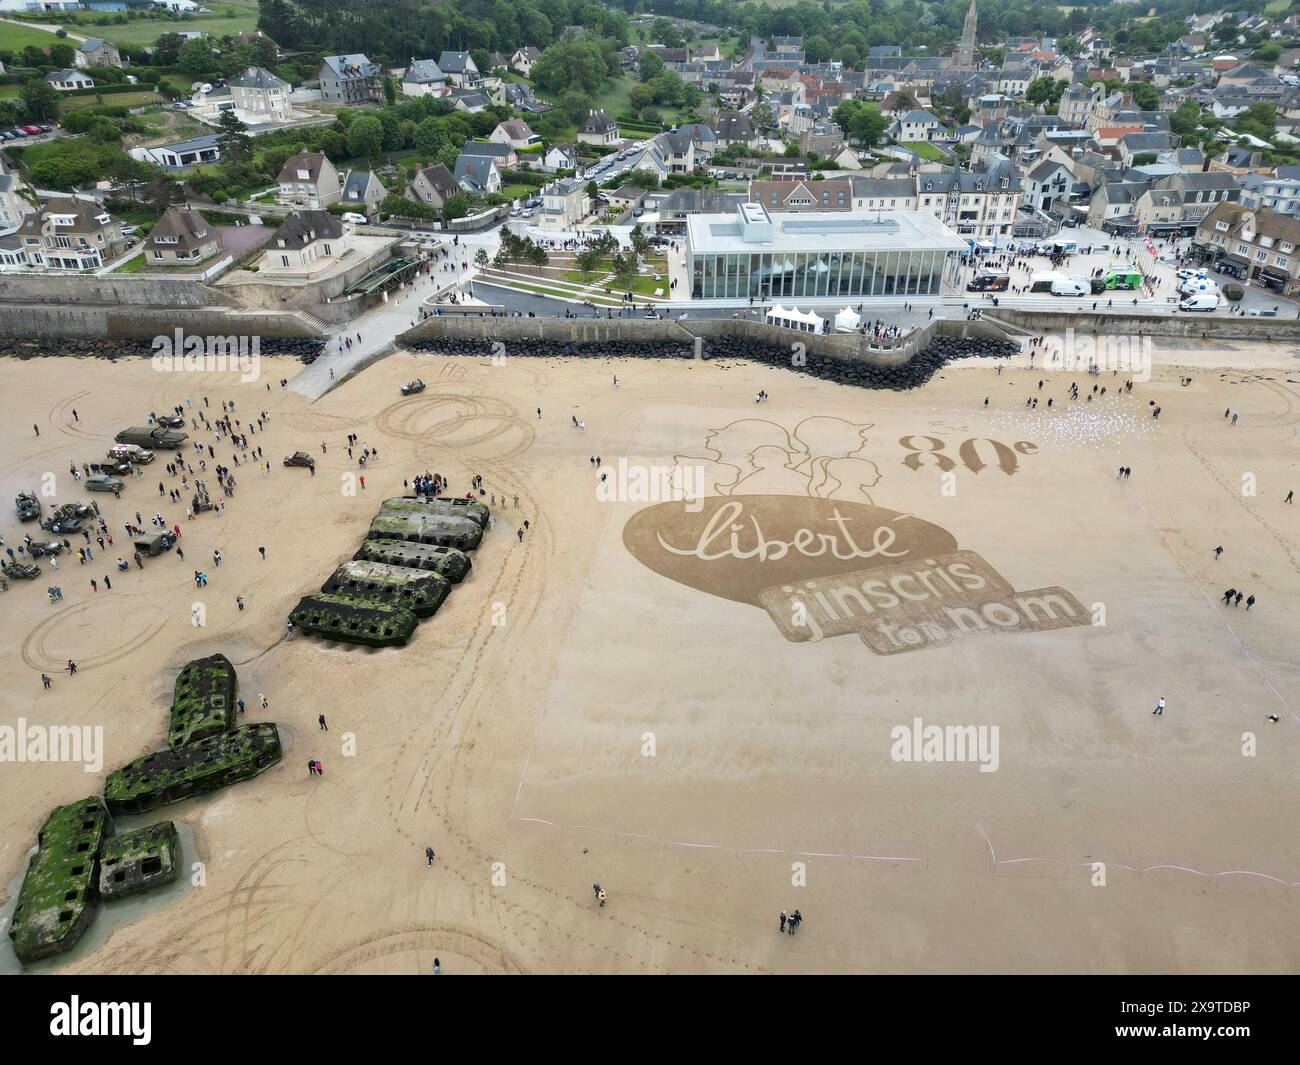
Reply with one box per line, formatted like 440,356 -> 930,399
168,653 -> 237,749
104,723 -> 282,816
366,511 -> 483,551
322,560 -> 451,618
8,796 -> 112,964
380,495 -> 490,528
353,538 -> 471,582
289,592 -> 419,646
98,821 -> 180,901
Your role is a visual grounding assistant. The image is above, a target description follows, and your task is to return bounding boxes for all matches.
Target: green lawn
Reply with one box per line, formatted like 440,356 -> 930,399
901,140 -> 947,161
500,183 -> 532,201
93,13 -> 258,46
61,90 -> 162,113
0,22 -> 67,51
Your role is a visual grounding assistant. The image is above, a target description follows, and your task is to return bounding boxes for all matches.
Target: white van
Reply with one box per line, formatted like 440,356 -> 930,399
1179,292 -> 1219,312
974,239 -> 996,254
1050,275 -> 1089,296
341,212 -> 367,224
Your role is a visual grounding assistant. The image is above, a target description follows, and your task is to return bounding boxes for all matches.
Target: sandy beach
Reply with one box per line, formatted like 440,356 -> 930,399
1,332 -> 1298,974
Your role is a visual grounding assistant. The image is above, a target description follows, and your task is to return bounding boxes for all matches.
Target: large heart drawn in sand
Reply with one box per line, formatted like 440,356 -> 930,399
623,495 -> 959,607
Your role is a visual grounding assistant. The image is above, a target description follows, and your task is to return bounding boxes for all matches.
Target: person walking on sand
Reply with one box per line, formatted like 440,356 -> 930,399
308,759 -> 317,776
426,847 -> 435,867
1234,591 -> 1244,607
1214,545 -> 1223,559
432,958 -> 441,975
1223,588 -> 1236,605
1153,696 -> 1165,716
68,660 -> 77,675
779,911 -> 787,933
260,693 -> 268,710
42,673 -> 51,690
319,713 -> 327,730
1287,490 -> 1294,504
1246,594 -> 1256,610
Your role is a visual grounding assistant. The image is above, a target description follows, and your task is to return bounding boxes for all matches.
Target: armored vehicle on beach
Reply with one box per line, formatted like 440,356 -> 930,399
353,538 -> 471,582
104,722 -> 282,816
283,451 -> 316,471
380,495 -> 490,529
136,531 -> 177,556
322,559 -> 451,618
3,559 -> 41,579
116,426 -> 187,450
400,379 -> 426,395
27,539 -> 64,559
289,592 -> 419,646
367,511 -> 483,551
40,501 -> 94,534
150,413 -> 186,429
16,490 -> 40,521
8,796 -> 112,963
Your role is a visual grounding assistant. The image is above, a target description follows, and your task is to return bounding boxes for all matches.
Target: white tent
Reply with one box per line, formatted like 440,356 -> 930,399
834,307 -> 861,333
794,307 -> 826,333
765,304 -> 789,323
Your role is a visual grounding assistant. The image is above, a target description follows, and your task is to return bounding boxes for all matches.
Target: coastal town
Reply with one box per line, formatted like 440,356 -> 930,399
0,0 -> 1297,994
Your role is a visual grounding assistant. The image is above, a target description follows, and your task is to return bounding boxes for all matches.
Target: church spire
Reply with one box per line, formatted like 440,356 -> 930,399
959,0 -> 978,71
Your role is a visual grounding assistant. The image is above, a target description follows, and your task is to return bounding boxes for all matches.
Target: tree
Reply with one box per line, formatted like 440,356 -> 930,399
474,248 -> 489,268
380,192 -> 435,221
346,115 -> 384,160
383,76 -> 397,105
629,82 -> 655,112
586,179 -> 599,202
443,194 -> 469,220
48,43 -> 76,68
178,38 -> 221,80
414,116 -> 445,155
1131,152 -> 1157,166
638,51 -> 664,82
1170,99 -> 1202,141
575,245 -> 602,278
629,223 -> 650,259
1130,82 -> 1161,112
19,79 -> 59,122
751,102 -> 774,129
216,109 -> 252,165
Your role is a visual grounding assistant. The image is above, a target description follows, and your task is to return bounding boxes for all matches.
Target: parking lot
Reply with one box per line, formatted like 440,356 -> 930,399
959,221 -> 1300,318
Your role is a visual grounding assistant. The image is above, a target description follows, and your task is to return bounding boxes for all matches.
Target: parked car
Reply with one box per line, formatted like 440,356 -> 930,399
400,379 -> 426,395
283,451 -> 316,470
85,474 -> 124,496
341,212 -> 367,224
21,125 -> 42,135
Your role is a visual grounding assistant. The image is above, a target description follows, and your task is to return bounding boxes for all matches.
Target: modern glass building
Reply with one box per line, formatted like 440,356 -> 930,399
685,201 -> 968,301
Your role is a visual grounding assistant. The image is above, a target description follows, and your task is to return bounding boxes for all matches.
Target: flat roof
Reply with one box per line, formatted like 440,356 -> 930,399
686,208 -> 968,255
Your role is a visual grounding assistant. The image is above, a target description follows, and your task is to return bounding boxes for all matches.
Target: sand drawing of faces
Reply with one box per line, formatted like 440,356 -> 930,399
673,417 -> 880,502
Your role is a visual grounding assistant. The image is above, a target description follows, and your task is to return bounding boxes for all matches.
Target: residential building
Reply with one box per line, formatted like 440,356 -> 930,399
577,110 -> 619,147
1239,169 -> 1300,217
490,119 -> 539,150
143,206 -> 221,265
401,58 -> 447,98
0,163 -> 33,233
74,37 -> 121,68
1023,160 -> 1073,213
44,69 -> 93,91
686,200 -> 965,300
128,133 -> 221,170
276,151 -> 341,209
542,143 -> 578,173
316,54 -> 383,105
226,66 -> 295,123
18,196 -> 125,270
657,186 -> 747,236
749,178 -> 852,212
915,159 -> 1023,238
849,176 -> 918,212
891,109 -> 944,142
454,154 -> 501,195
654,129 -> 695,174
711,111 -> 761,150
438,51 -> 481,88
538,177 -> 590,232
260,211 -> 347,273
408,163 -> 460,211
460,140 -> 517,169
339,169 -> 387,215
1193,200 -> 1300,293
511,46 -> 541,77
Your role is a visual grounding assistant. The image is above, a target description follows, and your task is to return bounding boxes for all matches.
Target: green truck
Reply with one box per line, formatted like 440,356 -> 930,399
1104,268 -> 1143,290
